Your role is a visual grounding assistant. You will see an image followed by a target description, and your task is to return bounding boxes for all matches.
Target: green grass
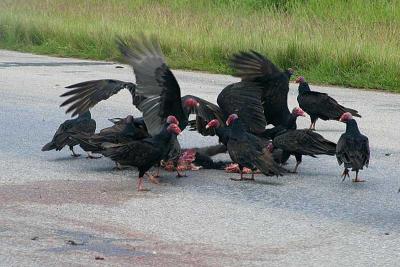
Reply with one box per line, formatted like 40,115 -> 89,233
0,0 -> 399,91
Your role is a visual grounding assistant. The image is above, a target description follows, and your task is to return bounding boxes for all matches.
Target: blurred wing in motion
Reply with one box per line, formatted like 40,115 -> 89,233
60,79 -> 137,117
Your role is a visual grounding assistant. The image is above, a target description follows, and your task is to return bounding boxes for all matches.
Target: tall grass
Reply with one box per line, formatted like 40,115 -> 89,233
0,0 -> 399,91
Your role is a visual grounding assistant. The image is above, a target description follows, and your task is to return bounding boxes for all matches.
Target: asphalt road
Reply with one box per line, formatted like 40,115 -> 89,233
1,50 -> 399,266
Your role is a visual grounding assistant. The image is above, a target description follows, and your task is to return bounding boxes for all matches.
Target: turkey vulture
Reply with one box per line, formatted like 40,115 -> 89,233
41,111 -> 96,157
296,76 -> 361,130
267,118 -> 337,173
336,112 -> 369,182
229,50 -> 294,127
224,114 -> 285,181
100,120 -> 182,191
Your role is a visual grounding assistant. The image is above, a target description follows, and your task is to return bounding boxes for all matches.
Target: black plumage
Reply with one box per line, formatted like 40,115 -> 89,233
296,76 -> 361,130
336,113 -> 369,182
270,128 -> 337,173
60,79 -> 139,117
229,50 -> 294,127
225,114 -> 285,180
41,111 -> 96,157
100,122 -> 182,191
71,115 -> 149,154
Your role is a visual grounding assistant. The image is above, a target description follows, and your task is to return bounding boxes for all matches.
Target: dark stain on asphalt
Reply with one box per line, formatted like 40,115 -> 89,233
45,229 -> 151,257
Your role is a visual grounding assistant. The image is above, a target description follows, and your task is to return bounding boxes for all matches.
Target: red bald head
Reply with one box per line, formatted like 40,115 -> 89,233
226,114 -> 239,126
295,76 -> 305,83
267,143 -> 274,153
339,112 -> 353,122
205,119 -> 220,129
184,98 -> 200,108
166,115 -> 179,125
167,123 -> 182,135
292,107 -> 305,117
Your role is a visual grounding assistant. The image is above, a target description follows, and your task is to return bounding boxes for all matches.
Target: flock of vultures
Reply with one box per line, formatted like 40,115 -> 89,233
42,35 -> 370,191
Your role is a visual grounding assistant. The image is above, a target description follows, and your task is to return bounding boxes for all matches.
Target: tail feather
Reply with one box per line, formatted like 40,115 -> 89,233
41,141 -> 56,151
255,149 -> 286,177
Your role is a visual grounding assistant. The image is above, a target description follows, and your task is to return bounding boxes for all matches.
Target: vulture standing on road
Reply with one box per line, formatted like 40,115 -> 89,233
41,111 -> 96,157
100,119 -> 182,191
267,109 -> 337,173
336,112 -> 370,182
229,50 -> 294,127
224,114 -> 285,181
296,76 -> 361,130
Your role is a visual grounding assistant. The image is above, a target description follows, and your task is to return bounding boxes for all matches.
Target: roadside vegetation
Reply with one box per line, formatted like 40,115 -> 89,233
0,0 -> 399,91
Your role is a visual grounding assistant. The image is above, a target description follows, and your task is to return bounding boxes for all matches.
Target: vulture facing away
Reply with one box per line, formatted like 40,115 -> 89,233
41,111 -> 96,157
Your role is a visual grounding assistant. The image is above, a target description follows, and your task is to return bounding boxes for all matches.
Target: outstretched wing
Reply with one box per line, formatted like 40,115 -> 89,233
218,82 -> 267,133
60,79 -> 136,117
117,35 -> 185,135
230,51 -> 291,126
230,50 -> 283,81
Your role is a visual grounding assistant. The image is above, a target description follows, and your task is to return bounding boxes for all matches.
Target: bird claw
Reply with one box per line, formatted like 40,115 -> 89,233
341,169 -> 350,182
146,174 -> 160,184
352,178 -> 366,183
71,153 -> 81,157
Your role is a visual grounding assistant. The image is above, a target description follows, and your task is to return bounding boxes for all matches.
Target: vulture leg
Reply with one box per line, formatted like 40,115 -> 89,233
309,116 -> 318,131
86,152 -> 102,159
290,154 -> 302,173
136,170 -> 151,191
352,170 -> 366,183
152,166 -> 161,178
230,166 -> 254,181
341,168 -> 350,181
145,173 -> 160,184
136,176 -> 149,191
70,146 -> 81,157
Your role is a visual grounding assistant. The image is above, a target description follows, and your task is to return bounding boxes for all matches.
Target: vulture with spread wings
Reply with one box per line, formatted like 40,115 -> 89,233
60,35 -> 200,137
229,50 -> 294,127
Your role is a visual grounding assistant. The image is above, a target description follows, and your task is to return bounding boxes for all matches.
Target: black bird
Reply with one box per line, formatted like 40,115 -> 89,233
296,76 -> 361,130
267,108 -> 337,173
71,115 -> 149,155
229,50 -> 294,127
336,112 -> 370,182
41,111 -> 96,157
100,121 -> 182,191
224,114 -> 285,181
